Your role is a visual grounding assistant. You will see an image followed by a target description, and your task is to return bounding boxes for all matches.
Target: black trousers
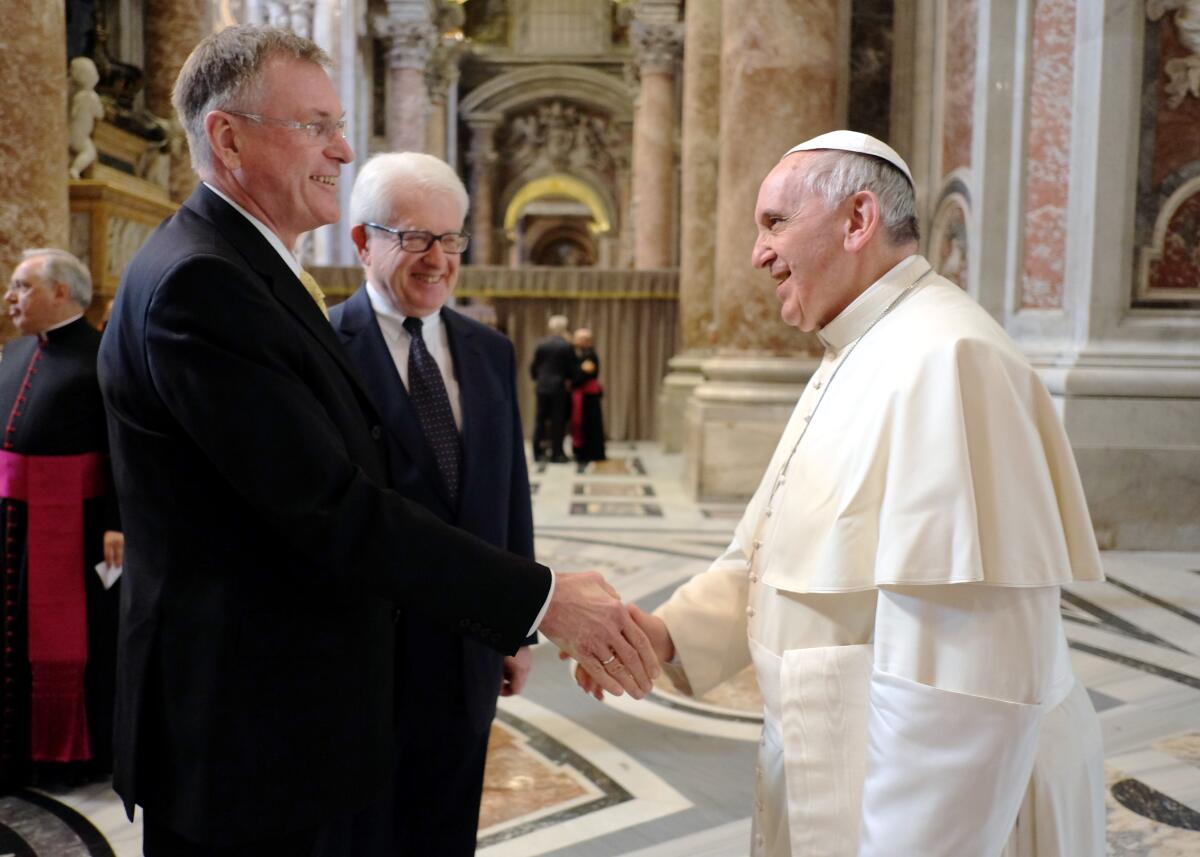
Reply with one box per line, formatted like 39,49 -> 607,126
533,391 -> 569,460
320,721 -> 492,856
143,818 -> 322,857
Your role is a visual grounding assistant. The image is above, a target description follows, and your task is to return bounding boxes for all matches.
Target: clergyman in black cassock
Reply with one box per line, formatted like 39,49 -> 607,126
0,249 -> 120,792
570,328 -> 606,465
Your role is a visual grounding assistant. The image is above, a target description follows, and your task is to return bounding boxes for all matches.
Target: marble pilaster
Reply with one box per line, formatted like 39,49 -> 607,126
376,15 -> 437,154
467,116 -> 501,265
630,6 -> 683,270
0,0 -> 69,337
143,0 -> 206,203
682,0 -> 844,498
658,0 -> 720,450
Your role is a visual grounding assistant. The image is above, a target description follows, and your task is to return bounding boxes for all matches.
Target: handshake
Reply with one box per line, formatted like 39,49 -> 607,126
539,570 -> 676,700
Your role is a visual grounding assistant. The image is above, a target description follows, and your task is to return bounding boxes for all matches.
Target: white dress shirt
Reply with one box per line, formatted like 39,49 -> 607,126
364,281 -> 462,430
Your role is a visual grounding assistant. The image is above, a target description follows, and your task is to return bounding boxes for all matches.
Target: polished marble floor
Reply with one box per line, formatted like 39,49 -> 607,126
3,443 -> 1199,856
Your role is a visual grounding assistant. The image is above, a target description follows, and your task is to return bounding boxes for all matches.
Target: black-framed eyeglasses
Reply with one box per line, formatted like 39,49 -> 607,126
364,223 -> 470,254
224,110 -> 347,143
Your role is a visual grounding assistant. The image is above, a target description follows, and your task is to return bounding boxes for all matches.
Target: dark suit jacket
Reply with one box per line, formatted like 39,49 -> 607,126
97,185 -> 550,845
330,288 -> 535,733
529,335 -> 575,395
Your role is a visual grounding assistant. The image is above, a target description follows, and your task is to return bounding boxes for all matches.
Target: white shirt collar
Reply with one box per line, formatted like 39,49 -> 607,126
818,254 -> 931,352
364,280 -> 443,331
203,182 -> 304,279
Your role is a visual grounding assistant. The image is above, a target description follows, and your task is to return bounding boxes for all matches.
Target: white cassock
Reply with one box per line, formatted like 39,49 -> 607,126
658,255 -> 1107,857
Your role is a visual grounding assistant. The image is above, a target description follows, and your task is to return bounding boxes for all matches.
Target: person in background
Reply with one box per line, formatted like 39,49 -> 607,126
0,248 -> 122,792
529,314 -> 574,462
570,327 -> 606,468
330,151 -> 536,856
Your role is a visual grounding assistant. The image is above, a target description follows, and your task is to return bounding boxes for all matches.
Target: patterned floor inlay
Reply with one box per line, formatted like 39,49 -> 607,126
5,445 -> 1199,856
0,789 -> 114,857
568,501 -> 663,517
583,457 -> 646,476
572,482 -> 656,497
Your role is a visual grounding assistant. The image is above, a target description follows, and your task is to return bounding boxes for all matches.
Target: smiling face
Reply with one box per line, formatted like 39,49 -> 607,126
355,188 -> 464,318
222,57 -> 352,246
751,154 -> 859,332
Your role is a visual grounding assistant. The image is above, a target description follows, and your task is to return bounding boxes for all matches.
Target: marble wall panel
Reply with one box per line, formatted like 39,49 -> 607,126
1136,11 -> 1200,305
713,0 -> 840,354
0,1 -> 69,329
1020,0 -> 1076,309
940,0 -> 976,178
847,0 -> 895,144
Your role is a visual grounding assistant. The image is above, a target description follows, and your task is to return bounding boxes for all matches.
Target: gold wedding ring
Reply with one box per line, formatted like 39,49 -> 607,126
600,654 -> 617,666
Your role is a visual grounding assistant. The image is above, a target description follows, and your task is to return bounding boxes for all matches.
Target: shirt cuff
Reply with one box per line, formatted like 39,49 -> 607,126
529,567 -> 555,638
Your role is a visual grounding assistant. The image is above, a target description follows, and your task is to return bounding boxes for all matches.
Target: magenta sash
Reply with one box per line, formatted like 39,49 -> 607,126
0,449 -> 104,762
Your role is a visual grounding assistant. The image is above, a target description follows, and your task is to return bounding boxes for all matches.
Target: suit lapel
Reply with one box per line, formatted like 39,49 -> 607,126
336,287 -> 453,515
185,187 -> 370,404
443,308 -> 487,518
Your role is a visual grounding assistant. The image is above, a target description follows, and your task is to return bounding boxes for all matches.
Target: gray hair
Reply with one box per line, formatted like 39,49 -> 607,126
547,315 -> 569,335
172,25 -> 331,172
802,150 -> 920,246
21,248 -> 92,307
349,152 -> 469,226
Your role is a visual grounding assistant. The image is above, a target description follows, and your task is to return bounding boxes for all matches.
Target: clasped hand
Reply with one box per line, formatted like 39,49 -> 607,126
539,571 -> 661,699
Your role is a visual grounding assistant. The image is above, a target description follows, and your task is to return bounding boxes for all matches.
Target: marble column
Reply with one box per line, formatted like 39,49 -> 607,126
426,38 -> 464,161
377,15 -> 437,154
466,116 -> 501,265
658,0 -> 720,451
630,12 -> 683,270
0,1 -> 69,338
684,0 -> 845,498
144,0 -> 206,203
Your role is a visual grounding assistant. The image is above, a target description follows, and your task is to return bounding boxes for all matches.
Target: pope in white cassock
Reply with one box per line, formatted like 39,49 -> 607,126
581,132 -> 1108,856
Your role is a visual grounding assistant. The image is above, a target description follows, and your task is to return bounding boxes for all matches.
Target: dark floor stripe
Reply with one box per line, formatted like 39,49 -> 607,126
1061,590 -> 1184,653
1111,778 -> 1200,831
17,789 -> 114,857
539,532 -> 715,560
1068,641 -> 1200,691
1105,574 -> 1200,630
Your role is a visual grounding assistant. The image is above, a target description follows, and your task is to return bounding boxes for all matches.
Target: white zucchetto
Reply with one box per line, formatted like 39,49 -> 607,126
784,130 -> 914,187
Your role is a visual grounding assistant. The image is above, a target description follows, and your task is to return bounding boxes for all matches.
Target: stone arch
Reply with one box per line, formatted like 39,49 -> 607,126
460,65 -> 634,121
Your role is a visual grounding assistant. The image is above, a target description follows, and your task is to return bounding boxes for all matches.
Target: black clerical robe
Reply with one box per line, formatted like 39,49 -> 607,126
0,317 -> 119,789
571,347 -> 606,463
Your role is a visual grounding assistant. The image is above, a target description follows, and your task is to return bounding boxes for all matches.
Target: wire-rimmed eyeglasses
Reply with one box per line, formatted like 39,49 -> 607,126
364,223 -> 471,254
224,110 -> 347,143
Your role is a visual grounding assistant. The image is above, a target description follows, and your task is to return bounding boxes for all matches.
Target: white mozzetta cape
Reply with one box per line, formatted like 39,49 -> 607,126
736,258 -> 1103,594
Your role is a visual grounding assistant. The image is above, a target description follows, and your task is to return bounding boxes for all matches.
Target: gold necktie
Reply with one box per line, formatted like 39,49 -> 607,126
298,270 -> 330,320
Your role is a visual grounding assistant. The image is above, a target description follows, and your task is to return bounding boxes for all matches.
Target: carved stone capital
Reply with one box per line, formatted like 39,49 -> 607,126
631,21 -> 684,76
1148,0 -> 1200,108
374,17 -> 439,70
427,37 -> 467,103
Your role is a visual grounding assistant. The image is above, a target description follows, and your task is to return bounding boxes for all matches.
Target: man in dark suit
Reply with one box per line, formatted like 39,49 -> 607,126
328,151 -> 535,855
97,26 -> 657,857
529,314 -> 575,462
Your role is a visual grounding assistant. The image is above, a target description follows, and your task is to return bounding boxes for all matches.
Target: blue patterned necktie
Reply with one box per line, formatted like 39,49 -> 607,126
403,316 -> 461,504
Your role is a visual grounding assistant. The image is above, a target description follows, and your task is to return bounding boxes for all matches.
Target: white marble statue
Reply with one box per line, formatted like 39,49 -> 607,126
68,57 -> 105,180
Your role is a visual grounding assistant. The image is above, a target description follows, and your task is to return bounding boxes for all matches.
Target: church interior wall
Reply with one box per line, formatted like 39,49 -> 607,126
0,0 -> 1195,545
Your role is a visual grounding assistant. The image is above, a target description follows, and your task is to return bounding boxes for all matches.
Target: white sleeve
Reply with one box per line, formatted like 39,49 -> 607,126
857,584 -> 1061,857
655,536 -> 752,696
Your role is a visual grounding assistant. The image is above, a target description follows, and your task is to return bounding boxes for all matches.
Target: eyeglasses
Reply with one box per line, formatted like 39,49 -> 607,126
224,110 -> 347,143
364,223 -> 471,254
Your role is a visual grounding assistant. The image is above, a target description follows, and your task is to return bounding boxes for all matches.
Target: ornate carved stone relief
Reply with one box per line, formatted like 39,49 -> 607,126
630,20 -> 684,76
499,100 -> 628,186
1147,0 -> 1200,108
